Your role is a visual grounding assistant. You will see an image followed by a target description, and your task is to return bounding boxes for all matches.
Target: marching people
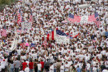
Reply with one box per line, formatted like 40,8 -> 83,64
0,0 -> 108,72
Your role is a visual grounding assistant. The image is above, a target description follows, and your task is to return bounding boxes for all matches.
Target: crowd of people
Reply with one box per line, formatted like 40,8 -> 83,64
0,0 -> 108,72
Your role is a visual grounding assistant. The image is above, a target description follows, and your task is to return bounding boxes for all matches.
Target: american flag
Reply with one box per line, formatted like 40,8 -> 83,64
94,12 -> 100,28
17,9 -> 22,25
56,30 -> 71,41
68,12 -> 99,23
68,13 -> 81,23
43,39 -> 47,47
88,15 -> 96,22
88,12 -> 99,22
56,30 -> 67,36
69,13 -> 74,18
56,30 -> 70,44
0,29 -> 2,36
94,18 -> 101,28
62,20 -> 68,23
74,16 -> 81,23
30,43 -> 36,47
1,29 -> 7,37
95,12 -> 98,18
68,13 -> 75,23
29,9 -> 33,23
46,29 -> 74,41
56,30 -> 79,38
17,28 -> 22,33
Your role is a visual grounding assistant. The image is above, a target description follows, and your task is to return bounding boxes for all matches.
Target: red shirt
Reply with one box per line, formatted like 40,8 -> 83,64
22,62 -> 27,70
20,43 -> 25,48
40,61 -> 44,68
29,62 -> 33,69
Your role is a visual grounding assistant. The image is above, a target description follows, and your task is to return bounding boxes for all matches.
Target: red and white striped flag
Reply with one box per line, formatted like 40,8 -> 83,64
62,20 -> 68,23
17,29 -> 22,33
1,29 -> 7,37
0,29 -> 2,35
17,9 -> 22,25
88,15 -> 96,22
94,18 -> 101,28
43,39 -> 47,47
47,30 -> 55,41
29,9 -> 33,23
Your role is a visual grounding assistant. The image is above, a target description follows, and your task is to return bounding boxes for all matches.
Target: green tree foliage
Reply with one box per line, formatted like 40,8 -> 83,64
0,0 -> 17,11
0,0 -> 17,5
0,0 -> 11,5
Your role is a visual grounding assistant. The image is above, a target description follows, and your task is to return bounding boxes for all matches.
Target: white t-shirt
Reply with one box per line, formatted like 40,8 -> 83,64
64,0 -> 70,2
101,50 -> 106,55
37,64 -> 42,71
49,65 -> 54,72
60,65 -> 64,72
21,55 -> 27,60
85,55 -> 90,62
65,64 -> 70,71
24,67 -> 29,72
31,53 -> 37,60
106,18 -> 108,24
102,69 -> 108,72
93,67 -> 97,72
105,61 -> 108,68
86,63 -> 90,70
1,61 -> 6,69
19,70 -> 24,72
17,49 -> 21,55
96,54 -> 102,59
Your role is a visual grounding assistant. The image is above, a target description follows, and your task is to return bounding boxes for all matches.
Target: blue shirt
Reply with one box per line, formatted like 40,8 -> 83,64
77,67 -> 81,72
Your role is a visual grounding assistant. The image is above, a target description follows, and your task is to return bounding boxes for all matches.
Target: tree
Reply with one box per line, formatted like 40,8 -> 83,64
0,0 -> 16,5
0,0 -> 17,11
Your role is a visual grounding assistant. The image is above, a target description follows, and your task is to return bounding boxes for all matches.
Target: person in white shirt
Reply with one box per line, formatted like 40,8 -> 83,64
102,69 -> 108,72
86,62 -> 90,72
24,65 -> 30,72
49,63 -> 54,72
60,63 -> 65,72
19,69 -> 24,72
65,62 -> 70,72
37,61 -> 42,72
17,48 -> 21,55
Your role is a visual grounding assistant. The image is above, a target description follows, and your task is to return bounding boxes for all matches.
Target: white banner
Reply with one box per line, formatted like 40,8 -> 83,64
22,22 -> 32,30
81,16 -> 88,23
78,4 -> 90,8
56,35 -> 70,44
